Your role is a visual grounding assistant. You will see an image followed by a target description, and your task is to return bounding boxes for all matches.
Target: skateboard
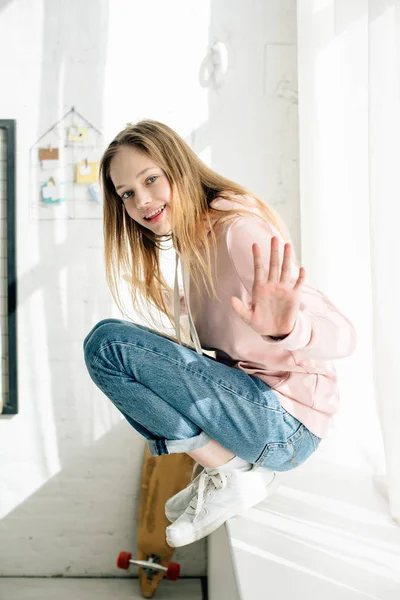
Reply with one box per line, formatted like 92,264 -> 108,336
117,446 -> 196,598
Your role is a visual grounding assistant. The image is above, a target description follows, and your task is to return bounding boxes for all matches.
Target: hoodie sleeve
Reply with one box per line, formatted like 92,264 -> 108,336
227,216 -> 357,361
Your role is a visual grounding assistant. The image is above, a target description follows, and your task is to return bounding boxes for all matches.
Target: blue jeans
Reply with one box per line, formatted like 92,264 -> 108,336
83,319 -> 321,471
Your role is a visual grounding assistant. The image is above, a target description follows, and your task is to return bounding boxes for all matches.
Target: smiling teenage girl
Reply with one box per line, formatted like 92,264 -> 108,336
83,120 -> 357,548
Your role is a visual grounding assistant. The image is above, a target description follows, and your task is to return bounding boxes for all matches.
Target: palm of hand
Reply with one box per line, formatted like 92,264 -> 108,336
230,236 -> 305,338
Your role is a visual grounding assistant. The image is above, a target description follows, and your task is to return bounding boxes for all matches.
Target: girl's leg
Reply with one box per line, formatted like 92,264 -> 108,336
84,320 -> 236,467
84,318 -> 318,471
84,318 -> 209,448
187,439 -> 235,468
84,319 -> 164,440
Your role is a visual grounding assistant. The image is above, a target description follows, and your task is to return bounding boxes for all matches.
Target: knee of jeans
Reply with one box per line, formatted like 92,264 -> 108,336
83,319 -> 124,365
257,428 -> 317,471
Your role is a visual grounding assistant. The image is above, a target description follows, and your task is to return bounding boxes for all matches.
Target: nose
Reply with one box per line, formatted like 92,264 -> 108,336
135,190 -> 151,209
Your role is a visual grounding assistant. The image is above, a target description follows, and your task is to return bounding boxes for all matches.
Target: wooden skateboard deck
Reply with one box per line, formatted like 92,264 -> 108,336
137,446 -> 195,598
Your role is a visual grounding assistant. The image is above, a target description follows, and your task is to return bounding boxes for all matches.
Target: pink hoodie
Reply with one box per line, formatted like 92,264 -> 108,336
174,196 -> 357,439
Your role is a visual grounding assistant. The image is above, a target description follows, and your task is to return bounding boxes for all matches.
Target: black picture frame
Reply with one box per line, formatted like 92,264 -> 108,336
1,120 -> 18,415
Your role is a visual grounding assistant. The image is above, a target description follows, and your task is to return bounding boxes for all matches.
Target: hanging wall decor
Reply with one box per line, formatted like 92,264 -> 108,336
29,106 -> 104,221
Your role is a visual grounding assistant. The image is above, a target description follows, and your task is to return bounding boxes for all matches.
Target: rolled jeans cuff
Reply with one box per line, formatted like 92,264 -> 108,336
147,431 -> 211,456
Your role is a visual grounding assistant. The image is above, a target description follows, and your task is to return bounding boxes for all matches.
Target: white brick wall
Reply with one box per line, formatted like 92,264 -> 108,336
0,0 -> 298,576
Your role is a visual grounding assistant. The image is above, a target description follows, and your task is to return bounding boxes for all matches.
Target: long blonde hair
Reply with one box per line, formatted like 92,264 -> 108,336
100,119 -> 297,335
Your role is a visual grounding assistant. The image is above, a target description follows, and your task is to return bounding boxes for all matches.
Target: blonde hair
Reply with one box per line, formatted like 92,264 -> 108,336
99,119 -> 297,336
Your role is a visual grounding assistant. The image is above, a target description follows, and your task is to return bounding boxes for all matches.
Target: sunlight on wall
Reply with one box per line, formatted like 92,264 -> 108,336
368,3 -> 400,520
0,0 -> 62,520
198,144 -> 212,167
102,0 -> 211,142
58,265 -> 67,325
0,287 -> 61,519
297,1 -> 385,474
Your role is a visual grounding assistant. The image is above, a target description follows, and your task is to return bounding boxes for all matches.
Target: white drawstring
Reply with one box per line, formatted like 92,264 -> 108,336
174,252 -> 203,355
174,252 -> 182,346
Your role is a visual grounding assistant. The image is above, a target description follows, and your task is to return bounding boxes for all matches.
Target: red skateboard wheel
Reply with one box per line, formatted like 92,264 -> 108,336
117,551 -> 132,570
166,562 -> 180,580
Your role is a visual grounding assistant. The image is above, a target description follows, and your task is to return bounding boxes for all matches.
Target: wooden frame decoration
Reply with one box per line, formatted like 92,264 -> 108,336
0,120 -> 18,415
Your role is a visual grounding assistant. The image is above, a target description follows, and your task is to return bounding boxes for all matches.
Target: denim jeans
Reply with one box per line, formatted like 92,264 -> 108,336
83,318 -> 321,471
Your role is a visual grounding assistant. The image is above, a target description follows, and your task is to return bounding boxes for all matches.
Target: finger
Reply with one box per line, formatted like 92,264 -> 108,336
279,243 -> 292,283
252,243 -> 266,285
230,296 -> 252,325
267,236 -> 280,282
293,266 -> 306,290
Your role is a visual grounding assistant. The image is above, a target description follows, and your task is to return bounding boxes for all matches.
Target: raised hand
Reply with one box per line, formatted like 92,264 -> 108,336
230,236 -> 306,338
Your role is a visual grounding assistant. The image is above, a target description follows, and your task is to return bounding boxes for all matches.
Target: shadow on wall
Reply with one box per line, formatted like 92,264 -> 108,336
0,0 -> 13,12
203,0 -> 301,253
26,0 -> 110,467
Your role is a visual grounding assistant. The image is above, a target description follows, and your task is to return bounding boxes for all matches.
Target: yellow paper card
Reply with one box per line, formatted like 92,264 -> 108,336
68,127 -> 88,142
76,161 -> 98,183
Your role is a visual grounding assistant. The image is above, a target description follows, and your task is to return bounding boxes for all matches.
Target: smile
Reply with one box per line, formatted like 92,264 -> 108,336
144,205 -> 166,220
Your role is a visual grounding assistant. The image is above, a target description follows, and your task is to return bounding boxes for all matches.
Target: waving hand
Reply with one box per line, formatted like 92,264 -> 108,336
230,236 -> 305,338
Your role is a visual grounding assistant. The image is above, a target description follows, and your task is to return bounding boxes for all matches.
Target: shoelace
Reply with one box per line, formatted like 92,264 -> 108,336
190,461 -> 200,481
187,468 -> 228,522
181,462 -> 202,494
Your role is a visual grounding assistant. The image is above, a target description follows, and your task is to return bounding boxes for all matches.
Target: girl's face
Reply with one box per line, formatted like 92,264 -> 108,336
110,145 -> 172,235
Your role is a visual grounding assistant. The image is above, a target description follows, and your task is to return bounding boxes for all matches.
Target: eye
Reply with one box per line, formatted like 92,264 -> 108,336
120,176 -> 158,201
121,190 -> 133,201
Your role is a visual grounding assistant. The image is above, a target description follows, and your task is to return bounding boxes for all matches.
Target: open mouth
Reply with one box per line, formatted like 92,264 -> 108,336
144,205 -> 166,221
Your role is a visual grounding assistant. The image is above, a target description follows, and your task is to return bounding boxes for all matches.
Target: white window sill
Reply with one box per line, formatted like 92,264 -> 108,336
208,455 -> 400,600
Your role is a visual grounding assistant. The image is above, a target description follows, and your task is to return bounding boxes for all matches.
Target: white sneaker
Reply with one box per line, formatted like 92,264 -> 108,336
165,465 -> 279,548
165,462 -> 202,523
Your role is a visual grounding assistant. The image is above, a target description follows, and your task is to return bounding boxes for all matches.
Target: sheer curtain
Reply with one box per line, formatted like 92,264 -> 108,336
296,0 -> 400,523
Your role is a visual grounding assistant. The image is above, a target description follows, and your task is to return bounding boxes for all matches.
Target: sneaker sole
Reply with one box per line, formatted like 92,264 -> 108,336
166,473 -> 280,547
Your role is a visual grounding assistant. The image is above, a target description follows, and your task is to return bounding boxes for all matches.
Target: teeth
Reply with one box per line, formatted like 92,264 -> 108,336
145,205 -> 165,220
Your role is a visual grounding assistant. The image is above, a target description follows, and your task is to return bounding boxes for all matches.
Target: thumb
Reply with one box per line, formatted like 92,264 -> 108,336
230,296 -> 252,325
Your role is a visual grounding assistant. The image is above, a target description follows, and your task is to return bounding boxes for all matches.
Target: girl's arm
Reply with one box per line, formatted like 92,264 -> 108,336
227,217 -> 357,361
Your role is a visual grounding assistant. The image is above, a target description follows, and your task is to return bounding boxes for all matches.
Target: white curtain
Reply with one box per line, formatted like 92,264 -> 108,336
296,0 -> 400,523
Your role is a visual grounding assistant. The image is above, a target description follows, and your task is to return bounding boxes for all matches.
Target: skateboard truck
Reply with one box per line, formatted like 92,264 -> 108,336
117,552 -> 180,581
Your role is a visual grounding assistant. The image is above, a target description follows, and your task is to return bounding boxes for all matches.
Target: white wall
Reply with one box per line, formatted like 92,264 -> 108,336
0,0 -> 299,577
